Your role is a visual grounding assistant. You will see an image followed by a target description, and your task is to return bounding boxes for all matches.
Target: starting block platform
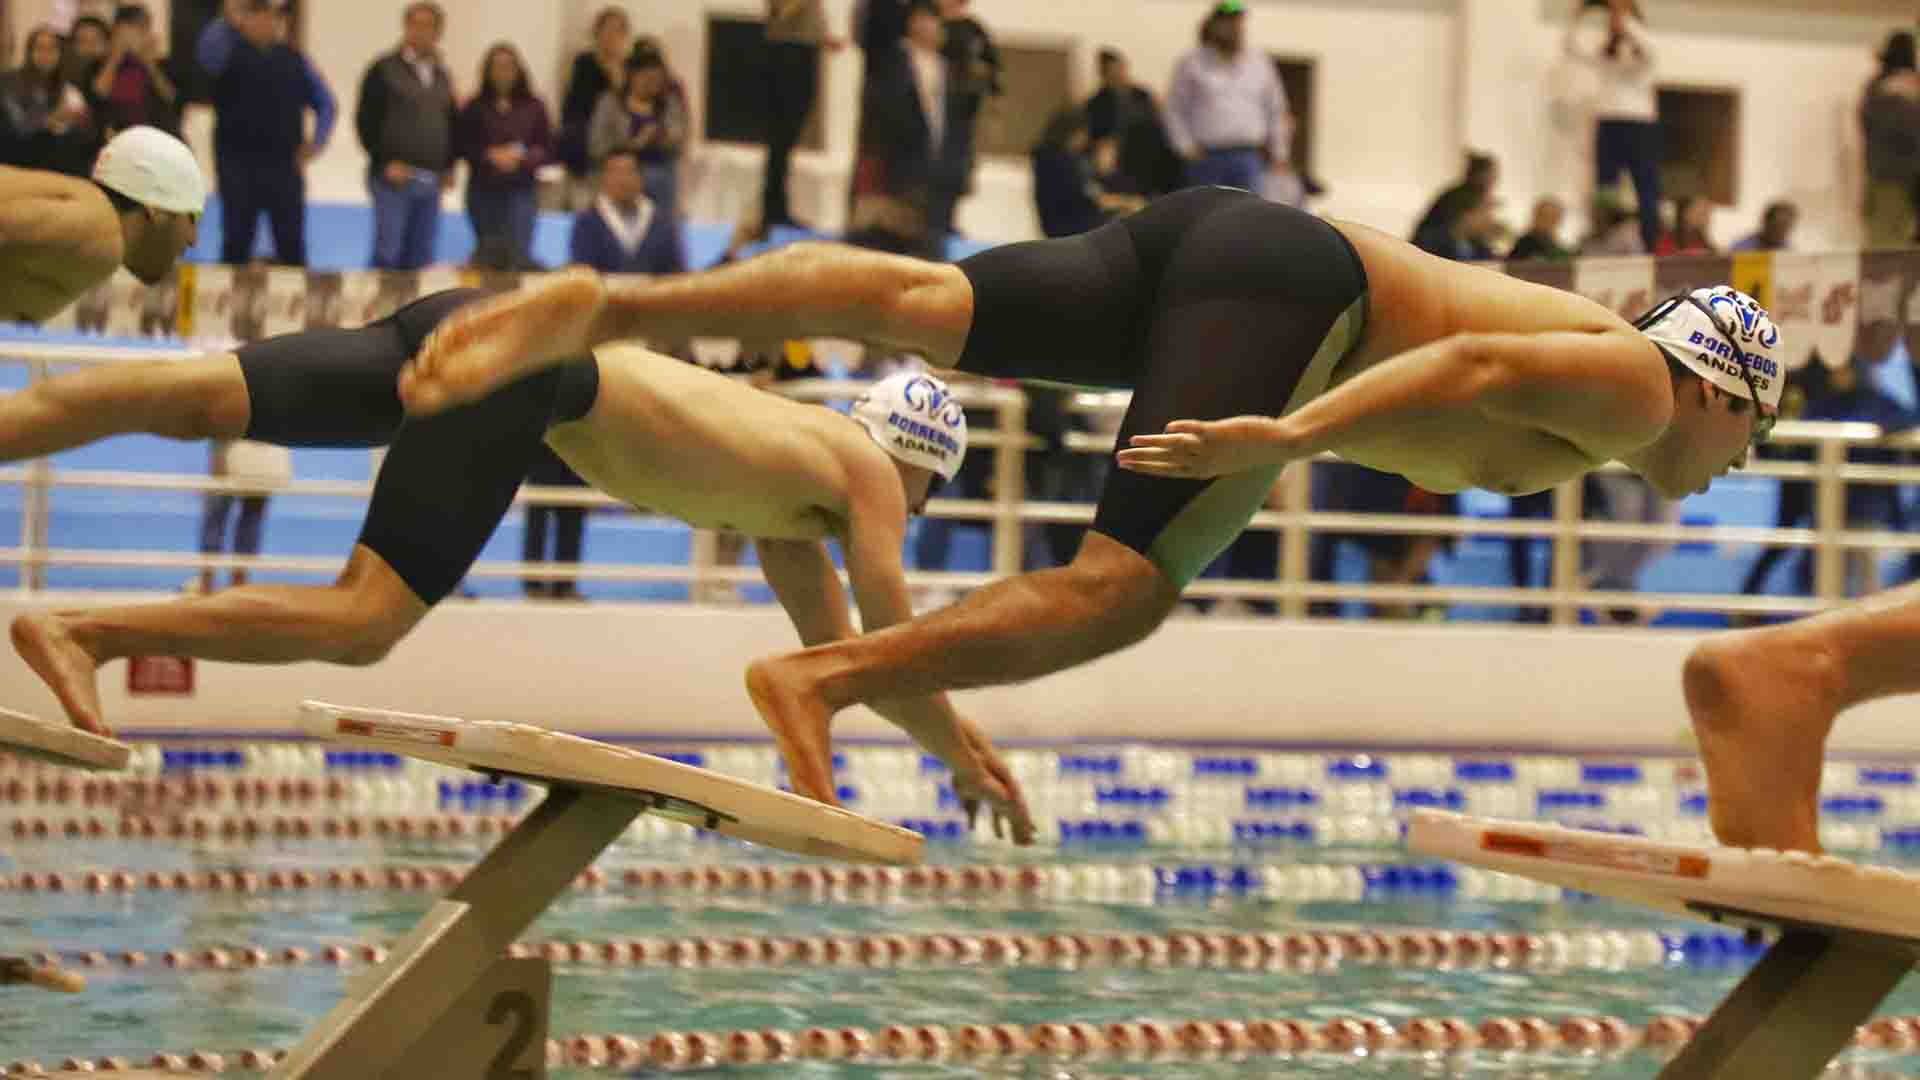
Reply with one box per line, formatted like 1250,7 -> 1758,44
0,706 -> 129,771
1410,810 -> 1920,1080
260,701 -> 924,1080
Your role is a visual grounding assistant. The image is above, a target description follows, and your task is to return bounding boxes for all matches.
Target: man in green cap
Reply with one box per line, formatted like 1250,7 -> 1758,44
1164,0 -> 1292,194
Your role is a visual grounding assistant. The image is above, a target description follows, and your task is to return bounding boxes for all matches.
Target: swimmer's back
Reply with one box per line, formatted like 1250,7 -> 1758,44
1328,217 -> 1631,376
0,166 -> 124,323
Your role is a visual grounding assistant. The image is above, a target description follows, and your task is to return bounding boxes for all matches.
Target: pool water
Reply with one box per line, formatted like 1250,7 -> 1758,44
6,741 -> 1920,1078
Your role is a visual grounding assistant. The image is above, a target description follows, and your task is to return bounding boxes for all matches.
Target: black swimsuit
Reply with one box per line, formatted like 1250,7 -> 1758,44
234,289 -> 600,604
954,186 -> 1370,585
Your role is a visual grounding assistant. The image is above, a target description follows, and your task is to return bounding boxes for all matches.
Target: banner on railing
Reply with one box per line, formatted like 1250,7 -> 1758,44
29,250 -> 1896,373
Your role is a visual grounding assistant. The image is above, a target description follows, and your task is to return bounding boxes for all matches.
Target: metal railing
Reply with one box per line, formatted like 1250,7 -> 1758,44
1,341 -> 1911,624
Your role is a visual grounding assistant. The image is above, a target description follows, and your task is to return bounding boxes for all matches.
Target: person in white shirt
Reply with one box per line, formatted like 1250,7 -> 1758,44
1163,0 -> 1291,196
1565,0 -> 1661,252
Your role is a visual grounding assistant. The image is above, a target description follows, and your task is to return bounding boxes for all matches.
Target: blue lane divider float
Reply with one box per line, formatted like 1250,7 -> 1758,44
1231,820 -> 1316,843
1536,790 -> 1606,811
1094,786 -> 1172,807
1193,757 -> 1259,777
1059,820 -> 1149,844
1245,787 -> 1321,809
1392,788 -> 1466,811
1579,763 -> 1643,785
896,818 -> 968,841
321,750 -> 405,771
1454,760 -> 1515,782
160,749 -> 249,771
1058,755 -> 1124,776
1327,757 -> 1388,780
1821,794 -> 1887,815
1859,767 -> 1916,787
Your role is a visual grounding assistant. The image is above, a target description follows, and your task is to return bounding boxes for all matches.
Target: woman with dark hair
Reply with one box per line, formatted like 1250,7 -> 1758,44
1862,30 -> 1920,248
559,7 -> 630,197
587,50 -> 686,215
456,43 -> 553,267
1566,0 -> 1661,251
0,26 -> 95,173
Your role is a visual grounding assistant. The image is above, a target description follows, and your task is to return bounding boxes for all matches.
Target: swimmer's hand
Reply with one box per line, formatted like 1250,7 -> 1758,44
1116,416 -> 1297,478
947,717 -> 1037,846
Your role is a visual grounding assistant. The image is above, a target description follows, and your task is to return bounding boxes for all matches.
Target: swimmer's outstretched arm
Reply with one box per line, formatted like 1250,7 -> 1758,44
401,245 -> 973,417
1116,329 -> 1672,479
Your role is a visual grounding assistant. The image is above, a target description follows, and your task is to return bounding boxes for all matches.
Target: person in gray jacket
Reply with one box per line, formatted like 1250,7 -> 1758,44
355,1 -> 456,269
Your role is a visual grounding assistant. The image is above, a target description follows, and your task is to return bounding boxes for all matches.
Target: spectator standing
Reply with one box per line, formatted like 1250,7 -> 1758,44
936,0 -> 999,238
1729,200 -> 1798,252
0,27 -> 95,173
1411,152 -> 1497,253
589,50 -> 687,215
853,0 -> 914,54
198,0 -> 334,266
355,2 -> 455,271
1084,48 -> 1181,198
1509,196 -> 1571,260
1566,0 -> 1661,252
1655,193 -> 1715,255
560,8 -> 631,202
1862,31 -> 1920,249
87,5 -> 179,138
457,43 -> 551,269
1164,0 -> 1290,196
568,146 -> 685,275
1742,357 -> 1913,601
761,0 -> 842,232
198,438 -> 290,593
851,0 -> 953,258
63,17 -> 111,88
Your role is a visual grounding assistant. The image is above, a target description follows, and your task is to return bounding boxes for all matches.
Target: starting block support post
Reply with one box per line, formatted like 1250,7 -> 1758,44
269,786 -> 640,1079
1658,919 -> 1919,1080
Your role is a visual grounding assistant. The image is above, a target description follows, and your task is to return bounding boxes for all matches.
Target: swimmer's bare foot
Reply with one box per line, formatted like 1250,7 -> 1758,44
11,613 -> 110,736
399,269 -> 607,417
1683,627 -> 1837,854
745,656 -> 839,807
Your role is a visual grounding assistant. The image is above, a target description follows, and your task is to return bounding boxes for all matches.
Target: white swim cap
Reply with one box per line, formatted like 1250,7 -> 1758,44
852,372 -> 969,482
1635,286 -> 1783,412
92,126 -> 206,216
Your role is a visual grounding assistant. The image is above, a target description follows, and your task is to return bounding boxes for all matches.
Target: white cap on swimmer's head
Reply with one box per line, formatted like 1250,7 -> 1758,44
852,371 -> 968,483
1635,285 -> 1783,412
92,126 -> 206,217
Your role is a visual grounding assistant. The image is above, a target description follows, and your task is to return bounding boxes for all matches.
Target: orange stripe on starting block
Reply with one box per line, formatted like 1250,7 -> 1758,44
1482,830 -> 1709,879
335,717 -> 456,747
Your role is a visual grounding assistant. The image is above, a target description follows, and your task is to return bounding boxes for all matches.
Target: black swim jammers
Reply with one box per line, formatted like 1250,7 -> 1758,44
233,288 -> 601,604
953,186 -> 1370,586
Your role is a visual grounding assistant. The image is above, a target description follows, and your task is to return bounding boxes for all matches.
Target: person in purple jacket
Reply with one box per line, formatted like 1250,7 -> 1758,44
567,146 -> 684,275
457,43 -> 553,268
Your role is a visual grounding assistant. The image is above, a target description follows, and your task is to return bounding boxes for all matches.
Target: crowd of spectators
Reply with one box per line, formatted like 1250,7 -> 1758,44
2,0 -> 1917,616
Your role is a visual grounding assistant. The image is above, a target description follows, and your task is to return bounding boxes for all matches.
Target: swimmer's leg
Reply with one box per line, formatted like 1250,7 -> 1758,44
746,532 -> 1179,804
1684,580 -> 1920,853
12,545 -> 427,735
402,244 -> 973,415
0,355 -> 250,461
12,354 -> 564,735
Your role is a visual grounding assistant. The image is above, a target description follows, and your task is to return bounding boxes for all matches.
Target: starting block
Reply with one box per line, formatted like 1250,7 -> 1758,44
0,706 -> 129,771
268,701 -> 923,1080
1409,810 -> 1920,1080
